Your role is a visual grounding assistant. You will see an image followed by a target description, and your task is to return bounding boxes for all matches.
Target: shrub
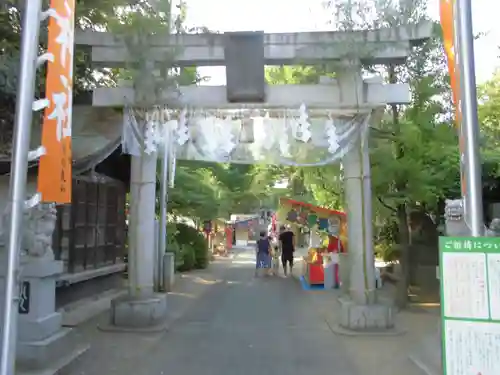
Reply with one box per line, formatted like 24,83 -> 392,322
166,222 -> 182,267
177,244 -> 196,272
175,223 -> 200,244
166,222 -> 179,251
193,239 -> 209,269
174,223 -> 209,270
374,242 -> 401,262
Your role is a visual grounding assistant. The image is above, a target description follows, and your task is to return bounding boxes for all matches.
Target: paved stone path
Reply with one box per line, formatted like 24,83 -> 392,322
135,248 -> 358,375
62,247 -> 360,375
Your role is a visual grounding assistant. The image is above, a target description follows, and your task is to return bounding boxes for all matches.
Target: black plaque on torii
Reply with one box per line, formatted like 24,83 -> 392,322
224,31 -> 266,103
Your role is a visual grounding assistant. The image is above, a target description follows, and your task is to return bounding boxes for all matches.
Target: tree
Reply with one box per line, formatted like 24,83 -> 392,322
478,69 -> 500,150
323,0 -> 459,308
165,160 -> 275,221
206,163 -> 256,214
476,69 -> 500,197
0,0 -> 131,155
260,1 -> 467,308
167,162 -> 224,220
301,166 -> 344,209
371,27 -> 461,306
265,66 -> 327,85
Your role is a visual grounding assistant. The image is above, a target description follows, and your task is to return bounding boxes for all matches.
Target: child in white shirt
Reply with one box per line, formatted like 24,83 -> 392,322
271,241 -> 281,276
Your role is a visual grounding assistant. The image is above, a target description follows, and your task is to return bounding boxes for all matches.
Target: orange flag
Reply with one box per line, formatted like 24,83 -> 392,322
440,0 -> 461,122
37,0 -> 75,203
440,0 -> 466,196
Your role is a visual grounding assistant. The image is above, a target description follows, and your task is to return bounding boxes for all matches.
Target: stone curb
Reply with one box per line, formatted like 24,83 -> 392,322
326,321 -> 407,337
17,345 -> 90,375
98,318 -> 171,333
61,289 -> 127,327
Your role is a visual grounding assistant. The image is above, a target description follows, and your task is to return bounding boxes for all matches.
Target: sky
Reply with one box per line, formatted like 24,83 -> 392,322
179,0 -> 500,85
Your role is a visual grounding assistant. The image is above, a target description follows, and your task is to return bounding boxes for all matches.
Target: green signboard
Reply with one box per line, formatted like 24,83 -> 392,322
439,236 -> 500,375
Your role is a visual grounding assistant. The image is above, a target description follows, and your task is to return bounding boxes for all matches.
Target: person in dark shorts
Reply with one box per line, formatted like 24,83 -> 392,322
255,231 -> 271,277
279,225 -> 295,276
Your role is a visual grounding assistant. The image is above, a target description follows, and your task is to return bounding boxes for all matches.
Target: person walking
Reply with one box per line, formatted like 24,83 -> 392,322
255,231 -> 271,277
271,242 -> 280,276
279,225 -> 295,277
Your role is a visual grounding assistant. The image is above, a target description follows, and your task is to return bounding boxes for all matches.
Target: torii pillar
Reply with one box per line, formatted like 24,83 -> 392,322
107,122 -> 168,330
337,62 -> 404,331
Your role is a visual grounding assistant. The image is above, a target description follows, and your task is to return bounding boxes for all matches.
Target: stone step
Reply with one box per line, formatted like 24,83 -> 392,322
17,327 -> 89,373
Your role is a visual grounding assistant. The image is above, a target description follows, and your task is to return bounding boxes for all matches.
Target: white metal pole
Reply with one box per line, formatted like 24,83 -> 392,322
154,0 -> 176,291
168,146 -> 177,188
360,123 -> 376,301
157,128 -> 170,291
454,0 -> 484,236
1,1 -> 42,374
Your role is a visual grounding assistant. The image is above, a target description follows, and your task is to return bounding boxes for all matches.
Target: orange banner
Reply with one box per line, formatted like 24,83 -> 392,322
37,0 -> 75,203
440,0 -> 459,118
440,0 -> 466,197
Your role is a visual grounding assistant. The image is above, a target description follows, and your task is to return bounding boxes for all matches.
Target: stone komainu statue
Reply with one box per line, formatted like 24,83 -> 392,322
486,218 -> 500,237
0,202 -> 57,259
445,198 -> 499,237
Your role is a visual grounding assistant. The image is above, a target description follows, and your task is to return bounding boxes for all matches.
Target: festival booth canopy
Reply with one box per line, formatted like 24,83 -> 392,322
229,217 -> 258,229
278,198 -> 348,286
277,198 -> 346,236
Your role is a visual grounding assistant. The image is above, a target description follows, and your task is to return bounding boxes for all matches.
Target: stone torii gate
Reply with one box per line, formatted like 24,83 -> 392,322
76,23 -> 431,331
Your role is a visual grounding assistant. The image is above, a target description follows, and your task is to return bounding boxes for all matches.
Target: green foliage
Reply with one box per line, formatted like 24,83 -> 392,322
166,222 -> 179,252
214,164 -> 262,213
106,1 -> 181,106
192,238 -> 209,269
177,244 -> 195,272
261,21 -> 484,251
477,70 -> 500,191
168,163 -> 222,220
106,1 -> 206,102
166,160 -> 275,221
479,70 -> 500,150
173,222 -> 208,270
258,67 -> 346,210
0,1 -> 121,151
265,66 -> 327,85
375,243 -> 400,262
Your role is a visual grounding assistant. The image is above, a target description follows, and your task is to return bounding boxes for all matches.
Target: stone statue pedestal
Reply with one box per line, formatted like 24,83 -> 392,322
0,258 -> 88,371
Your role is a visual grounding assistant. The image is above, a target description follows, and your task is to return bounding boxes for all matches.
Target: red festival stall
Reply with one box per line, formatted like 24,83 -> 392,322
277,198 -> 348,286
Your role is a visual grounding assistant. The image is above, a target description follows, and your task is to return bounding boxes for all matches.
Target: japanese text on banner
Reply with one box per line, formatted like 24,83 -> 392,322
440,237 -> 500,252
37,0 -> 75,203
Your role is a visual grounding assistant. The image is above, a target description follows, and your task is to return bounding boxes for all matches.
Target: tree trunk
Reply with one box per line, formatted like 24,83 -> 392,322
396,204 -> 411,308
